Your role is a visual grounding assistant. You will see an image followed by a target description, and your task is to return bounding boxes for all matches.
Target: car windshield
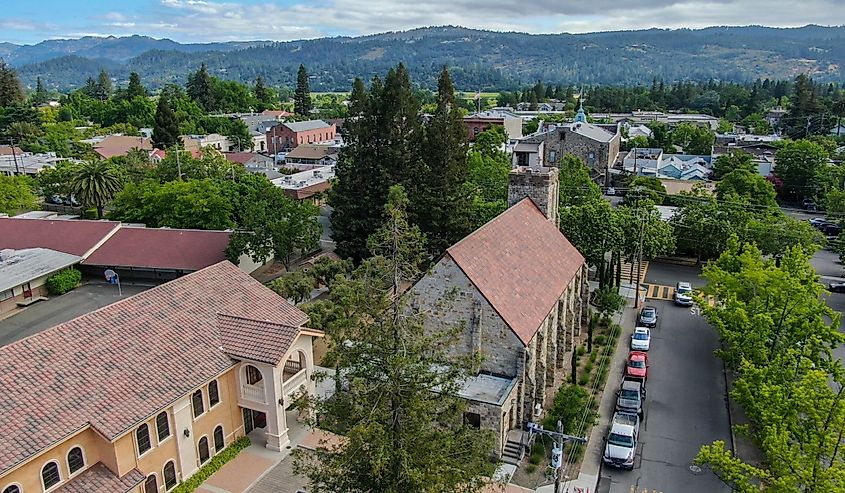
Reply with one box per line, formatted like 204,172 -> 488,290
620,389 -> 640,400
629,359 -> 646,368
642,309 -> 655,317
677,285 -> 691,294
608,433 -> 634,447
633,332 -> 648,340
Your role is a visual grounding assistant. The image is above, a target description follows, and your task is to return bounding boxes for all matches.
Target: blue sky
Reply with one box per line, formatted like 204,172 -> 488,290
3,0 -> 845,45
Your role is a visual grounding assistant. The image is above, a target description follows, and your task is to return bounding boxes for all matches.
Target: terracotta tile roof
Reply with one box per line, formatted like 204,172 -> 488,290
224,151 -> 259,165
93,135 -> 152,159
82,228 -> 231,271
218,314 -> 300,365
0,218 -> 120,257
446,198 -> 585,345
56,464 -> 145,493
0,261 -> 308,475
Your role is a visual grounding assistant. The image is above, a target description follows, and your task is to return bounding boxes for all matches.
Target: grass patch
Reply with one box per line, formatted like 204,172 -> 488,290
525,463 -> 537,474
172,436 -> 250,493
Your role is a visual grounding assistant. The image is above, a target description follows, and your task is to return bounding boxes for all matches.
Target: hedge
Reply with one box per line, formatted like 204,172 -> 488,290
172,436 -> 251,493
45,268 -> 82,295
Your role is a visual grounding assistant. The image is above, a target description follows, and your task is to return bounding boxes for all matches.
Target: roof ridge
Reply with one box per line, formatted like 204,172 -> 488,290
217,312 -> 296,327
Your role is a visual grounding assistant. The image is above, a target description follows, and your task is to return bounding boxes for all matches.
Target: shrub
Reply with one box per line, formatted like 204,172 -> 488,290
583,362 -> 593,374
172,436 -> 250,492
45,268 -> 82,295
578,373 -> 590,386
577,346 -> 586,356
594,335 -> 606,346
525,463 -> 537,474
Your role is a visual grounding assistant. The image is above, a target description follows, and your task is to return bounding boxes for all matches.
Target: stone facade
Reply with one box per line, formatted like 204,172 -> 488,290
519,123 -> 621,177
507,166 -> 560,226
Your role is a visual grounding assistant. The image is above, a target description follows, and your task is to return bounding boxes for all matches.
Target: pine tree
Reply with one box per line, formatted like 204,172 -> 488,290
95,70 -> 112,100
785,74 -> 824,138
82,76 -> 98,98
126,72 -> 146,99
0,59 -> 25,107
186,63 -> 216,112
152,96 -> 180,149
416,66 -> 471,256
253,75 -> 273,111
294,64 -> 313,116
33,77 -> 48,104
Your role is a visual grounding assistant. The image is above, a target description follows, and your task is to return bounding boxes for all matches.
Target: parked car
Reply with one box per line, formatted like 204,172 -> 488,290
626,351 -> 649,380
829,282 -> 845,294
810,217 -> 830,228
638,306 -> 658,328
606,186 -> 616,196
674,281 -> 694,306
802,199 -> 818,211
603,412 -> 640,470
821,223 -> 842,236
631,327 -> 651,351
616,377 -> 646,416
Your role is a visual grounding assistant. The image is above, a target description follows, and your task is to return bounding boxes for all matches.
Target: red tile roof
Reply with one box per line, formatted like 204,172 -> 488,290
0,218 -> 120,257
446,198 -> 585,345
82,228 -> 232,271
0,261 -> 308,474
224,151 -> 259,165
218,314 -> 300,365
56,463 -> 145,493
93,135 -> 152,160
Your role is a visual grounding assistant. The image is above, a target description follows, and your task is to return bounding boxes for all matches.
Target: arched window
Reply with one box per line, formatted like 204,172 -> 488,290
136,423 -> 152,455
41,461 -> 61,490
192,389 -> 204,418
143,474 -> 157,493
2,485 -> 21,493
156,412 -> 170,442
198,437 -> 210,464
163,461 -> 177,490
67,446 -> 85,474
213,425 -> 224,452
245,365 -> 263,385
208,380 -> 220,408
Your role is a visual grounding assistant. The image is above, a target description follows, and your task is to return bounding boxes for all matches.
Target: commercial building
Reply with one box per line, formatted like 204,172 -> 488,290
266,121 -> 336,154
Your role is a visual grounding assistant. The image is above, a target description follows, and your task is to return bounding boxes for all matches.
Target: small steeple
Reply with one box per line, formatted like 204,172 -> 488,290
575,99 -> 587,123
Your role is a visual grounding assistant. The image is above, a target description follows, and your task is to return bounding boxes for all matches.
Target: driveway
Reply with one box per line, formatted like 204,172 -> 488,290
0,282 -> 152,346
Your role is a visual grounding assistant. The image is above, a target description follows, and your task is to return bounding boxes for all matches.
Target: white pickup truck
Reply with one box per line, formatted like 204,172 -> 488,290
603,411 -> 640,470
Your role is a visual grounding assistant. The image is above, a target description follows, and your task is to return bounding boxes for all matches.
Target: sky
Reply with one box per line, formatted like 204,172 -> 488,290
3,0 -> 845,45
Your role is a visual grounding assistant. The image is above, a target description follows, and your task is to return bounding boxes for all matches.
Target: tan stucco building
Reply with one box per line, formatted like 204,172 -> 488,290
0,261 -> 320,493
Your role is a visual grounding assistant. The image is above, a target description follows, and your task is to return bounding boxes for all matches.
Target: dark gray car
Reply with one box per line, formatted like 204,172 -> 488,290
616,378 -> 646,416
638,306 -> 658,328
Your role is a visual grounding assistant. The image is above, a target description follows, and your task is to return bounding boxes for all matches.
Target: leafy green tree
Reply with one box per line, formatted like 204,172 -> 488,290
560,198 -> 621,272
187,63 -> 216,112
36,161 -> 79,199
126,72 -> 146,100
294,185 -> 493,492
716,169 -> 778,208
671,122 -> 714,155
111,179 -> 233,229
466,137 -> 510,230
559,154 -> 601,206
712,150 -> 756,180
774,139 -> 831,201
415,67 -> 471,256
226,178 -> 321,268
0,59 -> 25,107
294,64 -> 313,116
617,204 -> 676,272
0,174 -> 37,214
624,176 -> 666,205
152,96 -> 180,149
69,160 -> 123,218
269,270 -> 315,304
472,124 -> 506,156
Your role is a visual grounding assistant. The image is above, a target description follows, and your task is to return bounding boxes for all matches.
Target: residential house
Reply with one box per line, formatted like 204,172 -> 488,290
766,106 -> 787,128
622,148 -> 712,180
713,135 -> 780,177
271,166 -> 335,203
265,121 -> 336,155
0,152 -> 67,176
829,122 -> 845,138
463,111 -> 524,142
283,144 -> 340,170
625,124 -> 653,140
0,145 -> 24,156
92,136 -> 152,160
224,152 -> 275,172
0,261 -> 321,493
0,248 -> 81,315
408,163 -> 588,457
181,134 -> 231,153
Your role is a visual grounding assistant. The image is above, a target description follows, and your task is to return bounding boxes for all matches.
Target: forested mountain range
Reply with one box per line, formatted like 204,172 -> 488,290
11,25 -> 845,92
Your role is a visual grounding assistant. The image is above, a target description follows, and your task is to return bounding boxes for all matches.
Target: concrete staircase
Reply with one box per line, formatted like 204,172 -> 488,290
501,429 -> 526,465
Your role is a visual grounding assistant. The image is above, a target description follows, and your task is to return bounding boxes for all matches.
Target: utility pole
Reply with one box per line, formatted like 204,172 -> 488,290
525,420 -> 587,493
634,210 -> 646,309
10,138 -> 20,175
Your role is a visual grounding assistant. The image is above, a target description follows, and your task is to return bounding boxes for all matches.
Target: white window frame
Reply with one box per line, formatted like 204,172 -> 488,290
41,459 -> 63,492
156,411 -> 172,445
191,389 -> 205,420
162,460 -> 178,492
136,423 -> 154,458
197,435 -> 211,465
2,483 -> 23,493
66,444 -> 87,478
207,380 -> 221,409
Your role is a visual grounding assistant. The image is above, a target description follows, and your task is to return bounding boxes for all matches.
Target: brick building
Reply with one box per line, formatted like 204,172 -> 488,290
463,111 -> 523,142
266,120 -> 336,154
0,262 -> 321,493
408,164 -> 588,458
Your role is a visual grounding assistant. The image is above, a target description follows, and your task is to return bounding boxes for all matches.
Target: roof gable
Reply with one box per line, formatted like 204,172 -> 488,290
218,314 -> 300,365
0,218 -> 120,257
446,199 -> 585,344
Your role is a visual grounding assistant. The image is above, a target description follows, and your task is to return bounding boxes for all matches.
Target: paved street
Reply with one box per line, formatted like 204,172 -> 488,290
600,263 -> 732,493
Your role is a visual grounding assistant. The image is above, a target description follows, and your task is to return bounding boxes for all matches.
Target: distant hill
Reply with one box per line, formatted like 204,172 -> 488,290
13,25 -> 845,92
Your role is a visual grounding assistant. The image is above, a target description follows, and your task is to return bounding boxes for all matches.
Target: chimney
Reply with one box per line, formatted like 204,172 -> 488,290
507,165 -> 560,226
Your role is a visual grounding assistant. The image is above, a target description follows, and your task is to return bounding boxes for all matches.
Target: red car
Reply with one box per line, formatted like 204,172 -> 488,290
625,351 -> 648,380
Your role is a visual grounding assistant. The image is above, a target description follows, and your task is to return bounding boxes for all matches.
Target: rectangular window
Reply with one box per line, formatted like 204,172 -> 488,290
192,390 -> 204,418
516,152 -> 529,167
208,380 -> 220,407
463,412 -> 481,429
0,289 -> 12,301
136,425 -> 152,456
549,150 -> 557,163
156,412 -> 171,442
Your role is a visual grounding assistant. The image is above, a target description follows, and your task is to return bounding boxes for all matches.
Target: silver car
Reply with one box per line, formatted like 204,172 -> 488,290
674,281 -> 693,306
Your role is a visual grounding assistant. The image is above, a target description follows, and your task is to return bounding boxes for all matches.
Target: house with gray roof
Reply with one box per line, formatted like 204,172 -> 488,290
0,248 -> 82,314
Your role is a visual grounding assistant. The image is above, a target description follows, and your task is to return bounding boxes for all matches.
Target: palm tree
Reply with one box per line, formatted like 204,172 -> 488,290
70,160 -> 123,219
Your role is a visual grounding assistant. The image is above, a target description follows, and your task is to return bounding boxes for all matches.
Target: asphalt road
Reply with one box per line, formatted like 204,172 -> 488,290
0,282 -> 150,346
600,263 -> 732,493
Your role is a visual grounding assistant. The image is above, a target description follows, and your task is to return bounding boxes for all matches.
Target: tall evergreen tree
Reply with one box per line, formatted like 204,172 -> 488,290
95,70 -> 112,100
0,59 -> 25,107
33,77 -> 48,104
294,64 -> 313,116
785,74 -> 824,138
253,75 -> 273,111
152,96 -> 180,149
126,72 -> 146,99
186,63 -> 216,112
416,66 -> 471,256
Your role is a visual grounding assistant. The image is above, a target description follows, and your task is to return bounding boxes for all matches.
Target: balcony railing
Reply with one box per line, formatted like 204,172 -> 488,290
282,368 -> 307,398
242,382 -> 266,404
